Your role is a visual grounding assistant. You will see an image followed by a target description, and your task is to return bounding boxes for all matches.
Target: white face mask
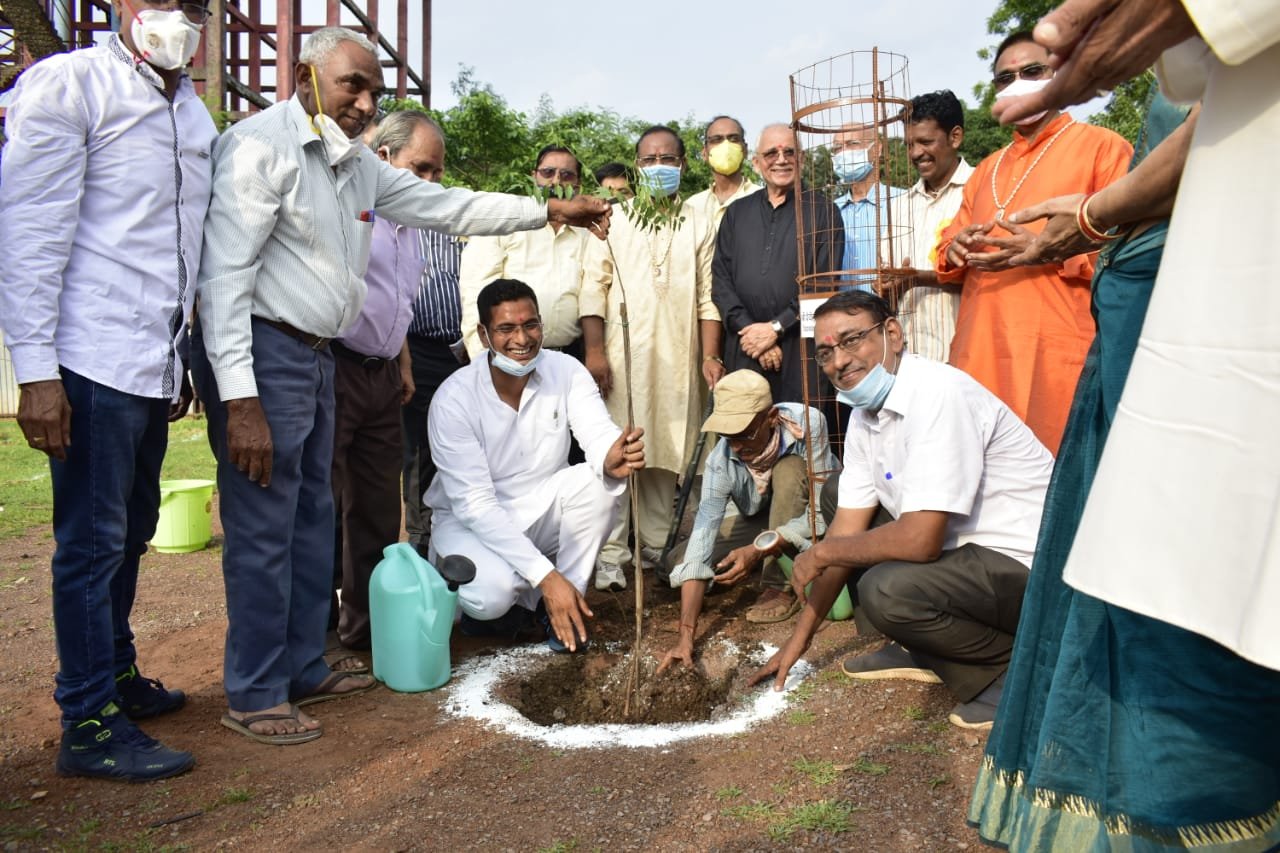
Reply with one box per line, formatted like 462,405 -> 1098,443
130,8 -> 203,71
994,77 -> 1052,127
308,65 -> 360,167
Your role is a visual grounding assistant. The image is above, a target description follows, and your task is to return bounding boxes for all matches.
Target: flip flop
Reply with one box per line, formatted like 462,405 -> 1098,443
293,671 -> 378,707
220,705 -> 322,745
323,651 -> 370,675
745,589 -> 802,624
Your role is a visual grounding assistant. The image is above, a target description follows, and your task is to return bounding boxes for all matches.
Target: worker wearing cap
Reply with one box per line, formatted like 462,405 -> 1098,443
658,370 -> 835,671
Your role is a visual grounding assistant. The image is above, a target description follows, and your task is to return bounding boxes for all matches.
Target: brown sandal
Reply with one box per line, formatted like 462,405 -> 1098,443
745,588 -> 802,624
293,671 -> 378,707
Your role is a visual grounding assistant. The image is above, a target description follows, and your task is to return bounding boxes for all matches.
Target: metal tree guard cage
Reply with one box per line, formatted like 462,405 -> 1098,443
789,48 -> 914,532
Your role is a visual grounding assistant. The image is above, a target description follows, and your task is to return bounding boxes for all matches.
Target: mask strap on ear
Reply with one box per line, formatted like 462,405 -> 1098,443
308,65 -> 326,133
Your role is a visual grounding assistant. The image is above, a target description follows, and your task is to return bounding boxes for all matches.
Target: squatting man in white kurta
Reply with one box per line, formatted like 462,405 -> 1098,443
425,279 -> 646,652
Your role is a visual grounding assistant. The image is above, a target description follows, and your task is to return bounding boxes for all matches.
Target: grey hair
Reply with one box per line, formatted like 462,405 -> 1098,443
299,27 -> 377,68
369,111 -> 443,157
754,122 -> 795,152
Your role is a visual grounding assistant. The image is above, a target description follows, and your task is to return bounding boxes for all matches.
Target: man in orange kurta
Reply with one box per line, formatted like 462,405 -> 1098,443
936,34 -> 1132,454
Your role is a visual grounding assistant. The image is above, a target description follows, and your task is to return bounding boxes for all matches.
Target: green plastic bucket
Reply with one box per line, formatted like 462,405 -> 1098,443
152,479 -> 215,553
777,555 -> 854,621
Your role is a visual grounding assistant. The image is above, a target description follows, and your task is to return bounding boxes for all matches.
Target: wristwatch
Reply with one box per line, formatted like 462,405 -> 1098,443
770,320 -> 783,334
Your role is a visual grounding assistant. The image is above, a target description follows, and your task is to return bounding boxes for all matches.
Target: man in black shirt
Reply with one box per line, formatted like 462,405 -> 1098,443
711,124 -> 843,405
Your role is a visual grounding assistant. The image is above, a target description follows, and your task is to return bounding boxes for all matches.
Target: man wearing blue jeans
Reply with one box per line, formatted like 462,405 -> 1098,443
0,3 -> 217,780
194,28 -> 612,744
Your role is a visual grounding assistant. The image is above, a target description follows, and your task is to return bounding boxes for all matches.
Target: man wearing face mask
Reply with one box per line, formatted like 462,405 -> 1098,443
0,0 -> 215,781
192,27 -> 612,745
684,116 -> 760,232
327,110 -> 447,663
426,279 -> 645,653
459,145 -> 592,361
936,32 -> 1132,454
749,291 -> 1052,730
832,123 -> 904,290
581,125 -> 725,591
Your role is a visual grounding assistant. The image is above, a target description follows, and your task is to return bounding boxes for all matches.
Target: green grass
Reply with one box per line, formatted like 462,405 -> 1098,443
850,757 -> 891,776
903,705 -> 926,721
792,757 -> 840,786
0,417 -> 215,542
786,709 -> 817,725
767,800 -> 859,840
889,742 -> 944,756
721,801 -> 782,822
714,786 -> 744,800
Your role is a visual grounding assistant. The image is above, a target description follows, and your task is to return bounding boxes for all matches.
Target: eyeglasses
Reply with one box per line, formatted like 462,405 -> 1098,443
757,146 -> 796,164
993,62 -> 1050,90
637,154 -> 681,167
534,167 -> 579,182
706,133 -> 744,146
814,321 -> 885,366
140,0 -> 211,23
490,320 -> 543,337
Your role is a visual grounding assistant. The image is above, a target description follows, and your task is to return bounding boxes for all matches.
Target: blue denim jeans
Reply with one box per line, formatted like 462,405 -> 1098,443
190,319 -> 335,711
50,368 -> 169,726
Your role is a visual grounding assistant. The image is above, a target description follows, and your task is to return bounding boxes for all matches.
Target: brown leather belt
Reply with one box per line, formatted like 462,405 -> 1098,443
331,340 -> 391,368
255,316 -> 330,351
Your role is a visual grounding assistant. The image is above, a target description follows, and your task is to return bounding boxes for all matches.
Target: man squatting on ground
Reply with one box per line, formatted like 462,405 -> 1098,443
0,0 -> 217,780
750,291 -> 1052,731
426,279 -> 646,652
193,27 -> 611,745
658,370 -> 836,671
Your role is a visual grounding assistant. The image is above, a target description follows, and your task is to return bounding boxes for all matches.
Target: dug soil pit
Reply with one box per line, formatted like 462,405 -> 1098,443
503,641 -> 748,726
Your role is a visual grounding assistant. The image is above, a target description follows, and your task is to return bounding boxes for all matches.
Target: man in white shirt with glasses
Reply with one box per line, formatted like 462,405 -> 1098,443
427,279 -> 644,653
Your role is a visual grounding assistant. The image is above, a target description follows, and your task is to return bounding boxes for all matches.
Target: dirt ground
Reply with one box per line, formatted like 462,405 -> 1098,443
0,498 -> 988,851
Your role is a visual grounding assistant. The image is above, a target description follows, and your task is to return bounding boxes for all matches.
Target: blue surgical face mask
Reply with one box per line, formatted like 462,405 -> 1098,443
834,332 -> 896,411
639,164 -> 682,196
489,348 -> 543,377
832,148 -> 874,184
481,327 -> 544,377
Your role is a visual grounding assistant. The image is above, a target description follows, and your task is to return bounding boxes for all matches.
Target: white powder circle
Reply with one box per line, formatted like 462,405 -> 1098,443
442,641 -> 814,749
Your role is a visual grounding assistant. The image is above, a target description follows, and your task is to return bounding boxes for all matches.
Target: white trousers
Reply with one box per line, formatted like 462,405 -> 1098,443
429,464 -> 622,620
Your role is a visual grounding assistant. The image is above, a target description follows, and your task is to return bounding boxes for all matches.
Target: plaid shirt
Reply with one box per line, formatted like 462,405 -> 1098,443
669,402 -> 835,586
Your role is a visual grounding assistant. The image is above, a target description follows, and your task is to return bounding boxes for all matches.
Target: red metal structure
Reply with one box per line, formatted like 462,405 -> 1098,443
1,0 -> 431,119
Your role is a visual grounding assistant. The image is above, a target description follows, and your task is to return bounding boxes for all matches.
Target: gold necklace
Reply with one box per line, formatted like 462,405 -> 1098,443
990,118 -> 1075,220
645,223 -> 676,293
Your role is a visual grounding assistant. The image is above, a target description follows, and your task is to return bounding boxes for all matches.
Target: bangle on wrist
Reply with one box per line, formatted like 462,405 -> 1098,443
703,355 -> 723,364
679,621 -> 697,633
1076,193 -> 1119,242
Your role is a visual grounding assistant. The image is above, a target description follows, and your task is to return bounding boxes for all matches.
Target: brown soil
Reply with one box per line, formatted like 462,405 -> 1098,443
0,498 -> 988,851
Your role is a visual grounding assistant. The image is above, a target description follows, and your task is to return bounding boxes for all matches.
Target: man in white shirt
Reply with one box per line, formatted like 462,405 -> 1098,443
192,27 -> 611,744
459,145 -> 592,360
750,291 -> 1052,731
0,1 -> 216,781
884,91 -> 974,362
426,279 -> 645,652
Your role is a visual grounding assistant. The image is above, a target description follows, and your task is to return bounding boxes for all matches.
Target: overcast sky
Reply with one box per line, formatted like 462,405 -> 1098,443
424,0 -> 1007,143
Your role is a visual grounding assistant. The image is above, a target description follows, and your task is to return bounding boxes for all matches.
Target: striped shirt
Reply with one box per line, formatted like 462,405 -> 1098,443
197,96 -> 547,400
408,229 -> 465,341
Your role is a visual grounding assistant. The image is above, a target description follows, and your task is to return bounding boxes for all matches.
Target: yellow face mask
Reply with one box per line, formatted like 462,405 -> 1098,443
707,140 -> 745,176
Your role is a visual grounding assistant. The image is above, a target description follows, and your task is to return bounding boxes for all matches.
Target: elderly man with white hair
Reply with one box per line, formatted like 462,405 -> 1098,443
192,26 -> 611,745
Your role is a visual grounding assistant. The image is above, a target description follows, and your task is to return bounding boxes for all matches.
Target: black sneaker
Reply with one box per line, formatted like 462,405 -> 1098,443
948,673 -> 1006,731
56,703 -> 195,782
841,642 -> 943,684
534,600 -> 588,654
458,605 -> 534,640
115,665 -> 186,719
